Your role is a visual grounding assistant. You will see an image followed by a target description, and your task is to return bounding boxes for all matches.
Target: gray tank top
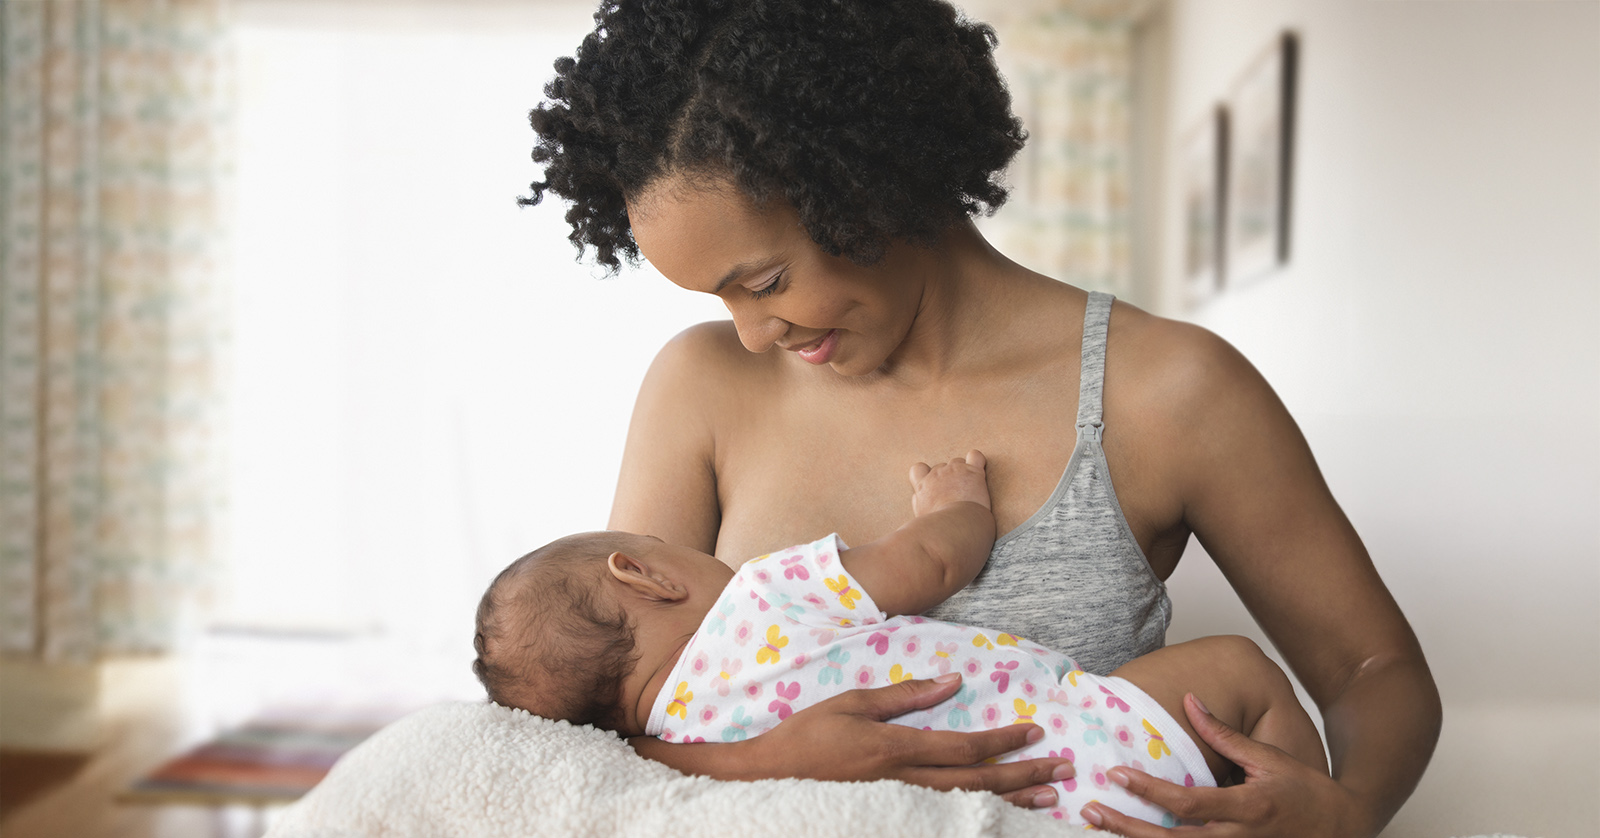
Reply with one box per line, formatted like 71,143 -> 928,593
924,292 -> 1171,675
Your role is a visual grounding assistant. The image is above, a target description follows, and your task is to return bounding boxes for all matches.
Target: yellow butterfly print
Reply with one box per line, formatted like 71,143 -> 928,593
889,664 -> 914,683
997,633 -> 1019,647
1012,698 -> 1037,725
825,575 -> 862,610
666,682 -> 693,720
1143,718 -> 1171,760
1066,669 -> 1084,687
971,633 -> 996,650
756,624 -> 789,665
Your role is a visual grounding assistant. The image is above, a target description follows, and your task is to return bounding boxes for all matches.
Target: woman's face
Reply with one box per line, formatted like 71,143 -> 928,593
627,177 -> 921,377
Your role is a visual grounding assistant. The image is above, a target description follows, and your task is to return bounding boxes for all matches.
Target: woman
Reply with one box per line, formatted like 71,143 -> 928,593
522,1 -> 1440,834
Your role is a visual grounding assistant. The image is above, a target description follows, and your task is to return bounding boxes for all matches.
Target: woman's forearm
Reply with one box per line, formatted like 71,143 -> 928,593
629,735 -> 765,781
1321,654 -> 1442,834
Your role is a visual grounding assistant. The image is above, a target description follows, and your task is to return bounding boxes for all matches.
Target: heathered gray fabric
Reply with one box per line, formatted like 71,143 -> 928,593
924,292 -> 1171,675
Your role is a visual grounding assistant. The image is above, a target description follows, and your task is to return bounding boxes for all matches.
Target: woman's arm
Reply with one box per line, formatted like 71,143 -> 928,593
608,324 -> 727,551
609,326 -> 1072,807
1090,321 -> 1441,837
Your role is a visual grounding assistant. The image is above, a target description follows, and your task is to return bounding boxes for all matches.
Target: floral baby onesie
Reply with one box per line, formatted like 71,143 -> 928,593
645,534 -> 1215,827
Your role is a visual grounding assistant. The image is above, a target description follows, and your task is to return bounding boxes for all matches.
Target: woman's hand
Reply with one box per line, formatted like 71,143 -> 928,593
1081,695 -> 1372,837
634,674 -> 1074,809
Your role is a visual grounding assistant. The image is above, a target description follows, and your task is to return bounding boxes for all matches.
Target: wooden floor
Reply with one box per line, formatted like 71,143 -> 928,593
0,660 -> 283,838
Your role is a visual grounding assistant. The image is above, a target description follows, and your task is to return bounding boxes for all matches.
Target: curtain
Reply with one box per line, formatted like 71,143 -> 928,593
0,0 -> 233,660
979,0 -> 1143,293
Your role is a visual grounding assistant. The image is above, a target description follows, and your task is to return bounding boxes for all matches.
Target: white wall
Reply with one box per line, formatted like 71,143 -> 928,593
1137,2 -> 1599,836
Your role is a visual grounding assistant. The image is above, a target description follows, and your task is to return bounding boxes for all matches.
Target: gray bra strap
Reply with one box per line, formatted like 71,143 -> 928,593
1076,291 -> 1114,438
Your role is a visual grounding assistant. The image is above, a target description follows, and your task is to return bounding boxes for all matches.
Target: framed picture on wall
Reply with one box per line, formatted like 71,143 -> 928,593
1225,31 -> 1298,287
1181,106 -> 1227,307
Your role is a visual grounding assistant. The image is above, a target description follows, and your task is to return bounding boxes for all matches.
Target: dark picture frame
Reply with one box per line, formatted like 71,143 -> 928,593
1225,31 -> 1298,288
1181,106 -> 1228,307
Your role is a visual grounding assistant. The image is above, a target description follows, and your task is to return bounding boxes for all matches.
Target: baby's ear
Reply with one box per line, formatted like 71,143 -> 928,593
606,552 -> 687,602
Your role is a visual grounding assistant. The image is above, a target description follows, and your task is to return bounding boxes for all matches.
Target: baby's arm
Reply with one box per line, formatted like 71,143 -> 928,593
841,450 -> 997,616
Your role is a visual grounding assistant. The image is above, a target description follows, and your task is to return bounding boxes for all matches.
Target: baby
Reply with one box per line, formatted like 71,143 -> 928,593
472,451 -> 1328,826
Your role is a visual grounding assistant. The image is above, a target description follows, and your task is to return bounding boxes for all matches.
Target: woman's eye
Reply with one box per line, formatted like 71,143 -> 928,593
749,273 -> 782,300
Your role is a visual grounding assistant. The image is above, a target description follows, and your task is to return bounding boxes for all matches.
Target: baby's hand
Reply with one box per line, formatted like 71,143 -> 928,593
909,450 -> 991,517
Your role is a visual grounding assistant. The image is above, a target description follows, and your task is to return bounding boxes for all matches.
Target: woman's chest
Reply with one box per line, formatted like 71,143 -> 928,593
709,379 -> 1085,564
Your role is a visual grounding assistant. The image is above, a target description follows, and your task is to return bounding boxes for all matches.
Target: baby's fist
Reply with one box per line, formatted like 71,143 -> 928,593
909,450 -> 992,516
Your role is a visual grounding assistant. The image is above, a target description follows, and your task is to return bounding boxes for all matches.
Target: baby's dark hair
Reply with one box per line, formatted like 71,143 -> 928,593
521,0 -> 1027,271
472,532 -> 639,730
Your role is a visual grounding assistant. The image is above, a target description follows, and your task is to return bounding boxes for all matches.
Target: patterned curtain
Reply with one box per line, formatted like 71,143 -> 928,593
0,0 -> 233,660
979,0 -> 1141,293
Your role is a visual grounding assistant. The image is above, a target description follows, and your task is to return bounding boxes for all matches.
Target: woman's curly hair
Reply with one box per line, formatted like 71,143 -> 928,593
521,0 -> 1027,271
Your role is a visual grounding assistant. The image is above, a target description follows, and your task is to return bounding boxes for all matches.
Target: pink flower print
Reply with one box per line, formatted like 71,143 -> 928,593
1021,680 -> 1038,699
768,681 -> 801,721
990,660 -> 1019,693
742,681 -> 763,700
733,620 -> 754,646
660,730 -> 675,742
1047,713 -> 1069,737
780,554 -> 809,580
963,658 -> 983,678
870,620 -> 896,655
1100,685 -> 1131,713
817,548 -> 834,567
1048,748 -> 1078,792
698,705 -> 719,725
1089,764 -> 1112,790
714,659 -> 742,696
753,568 -> 772,585
928,641 -> 958,674
854,666 -> 876,688
748,590 -> 770,611
803,594 -> 828,611
981,703 -> 1003,729
789,652 -> 810,670
901,635 -> 922,657
1113,724 -> 1136,748
1080,694 -> 1097,710
683,736 -> 706,743
689,652 -> 711,677
907,615 -> 927,625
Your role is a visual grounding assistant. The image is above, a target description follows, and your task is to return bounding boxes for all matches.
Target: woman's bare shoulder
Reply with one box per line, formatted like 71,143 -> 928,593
647,320 -> 783,393
1107,301 -> 1267,416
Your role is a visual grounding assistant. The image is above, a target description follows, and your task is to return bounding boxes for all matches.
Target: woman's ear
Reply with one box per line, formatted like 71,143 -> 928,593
606,552 -> 687,602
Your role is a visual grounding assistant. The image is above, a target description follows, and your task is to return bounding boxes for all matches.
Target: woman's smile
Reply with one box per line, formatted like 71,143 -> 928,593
786,329 -> 839,365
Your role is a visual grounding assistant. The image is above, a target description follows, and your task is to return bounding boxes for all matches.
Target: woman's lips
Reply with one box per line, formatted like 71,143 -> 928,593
793,330 -> 839,365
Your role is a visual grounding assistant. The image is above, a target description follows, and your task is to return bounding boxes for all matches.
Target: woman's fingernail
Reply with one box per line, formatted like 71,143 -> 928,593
1191,693 -> 1211,716
1032,789 -> 1057,808
934,672 -> 960,684
1052,763 -> 1075,781
1081,806 -> 1103,827
1025,725 -> 1044,743
1108,768 -> 1129,788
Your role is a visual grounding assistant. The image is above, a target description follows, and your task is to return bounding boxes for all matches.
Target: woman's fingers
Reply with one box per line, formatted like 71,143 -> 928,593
837,674 -> 965,720
1096,767 -> 1234,823
902,760 -> 1071,806
1184,692 -> 1262,768
964,449 -> 986,470
910,461 -> 932,484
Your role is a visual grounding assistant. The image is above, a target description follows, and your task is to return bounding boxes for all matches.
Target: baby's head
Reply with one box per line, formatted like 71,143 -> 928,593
472,530 -> 735,734
472,531 -> 641,731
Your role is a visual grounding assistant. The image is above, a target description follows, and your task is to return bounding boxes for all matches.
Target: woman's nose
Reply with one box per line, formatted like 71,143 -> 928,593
729,305 -> 786,354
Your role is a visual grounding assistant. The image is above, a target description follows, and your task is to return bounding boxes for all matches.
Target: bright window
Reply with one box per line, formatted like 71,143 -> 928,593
223,0 -> 725,705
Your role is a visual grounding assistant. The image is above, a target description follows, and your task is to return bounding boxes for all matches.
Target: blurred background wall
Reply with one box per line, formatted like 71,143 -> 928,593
1124,4 -> 1598,837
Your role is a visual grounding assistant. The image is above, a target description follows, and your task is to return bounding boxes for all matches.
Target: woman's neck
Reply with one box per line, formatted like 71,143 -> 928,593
869,222 -> 1053,388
